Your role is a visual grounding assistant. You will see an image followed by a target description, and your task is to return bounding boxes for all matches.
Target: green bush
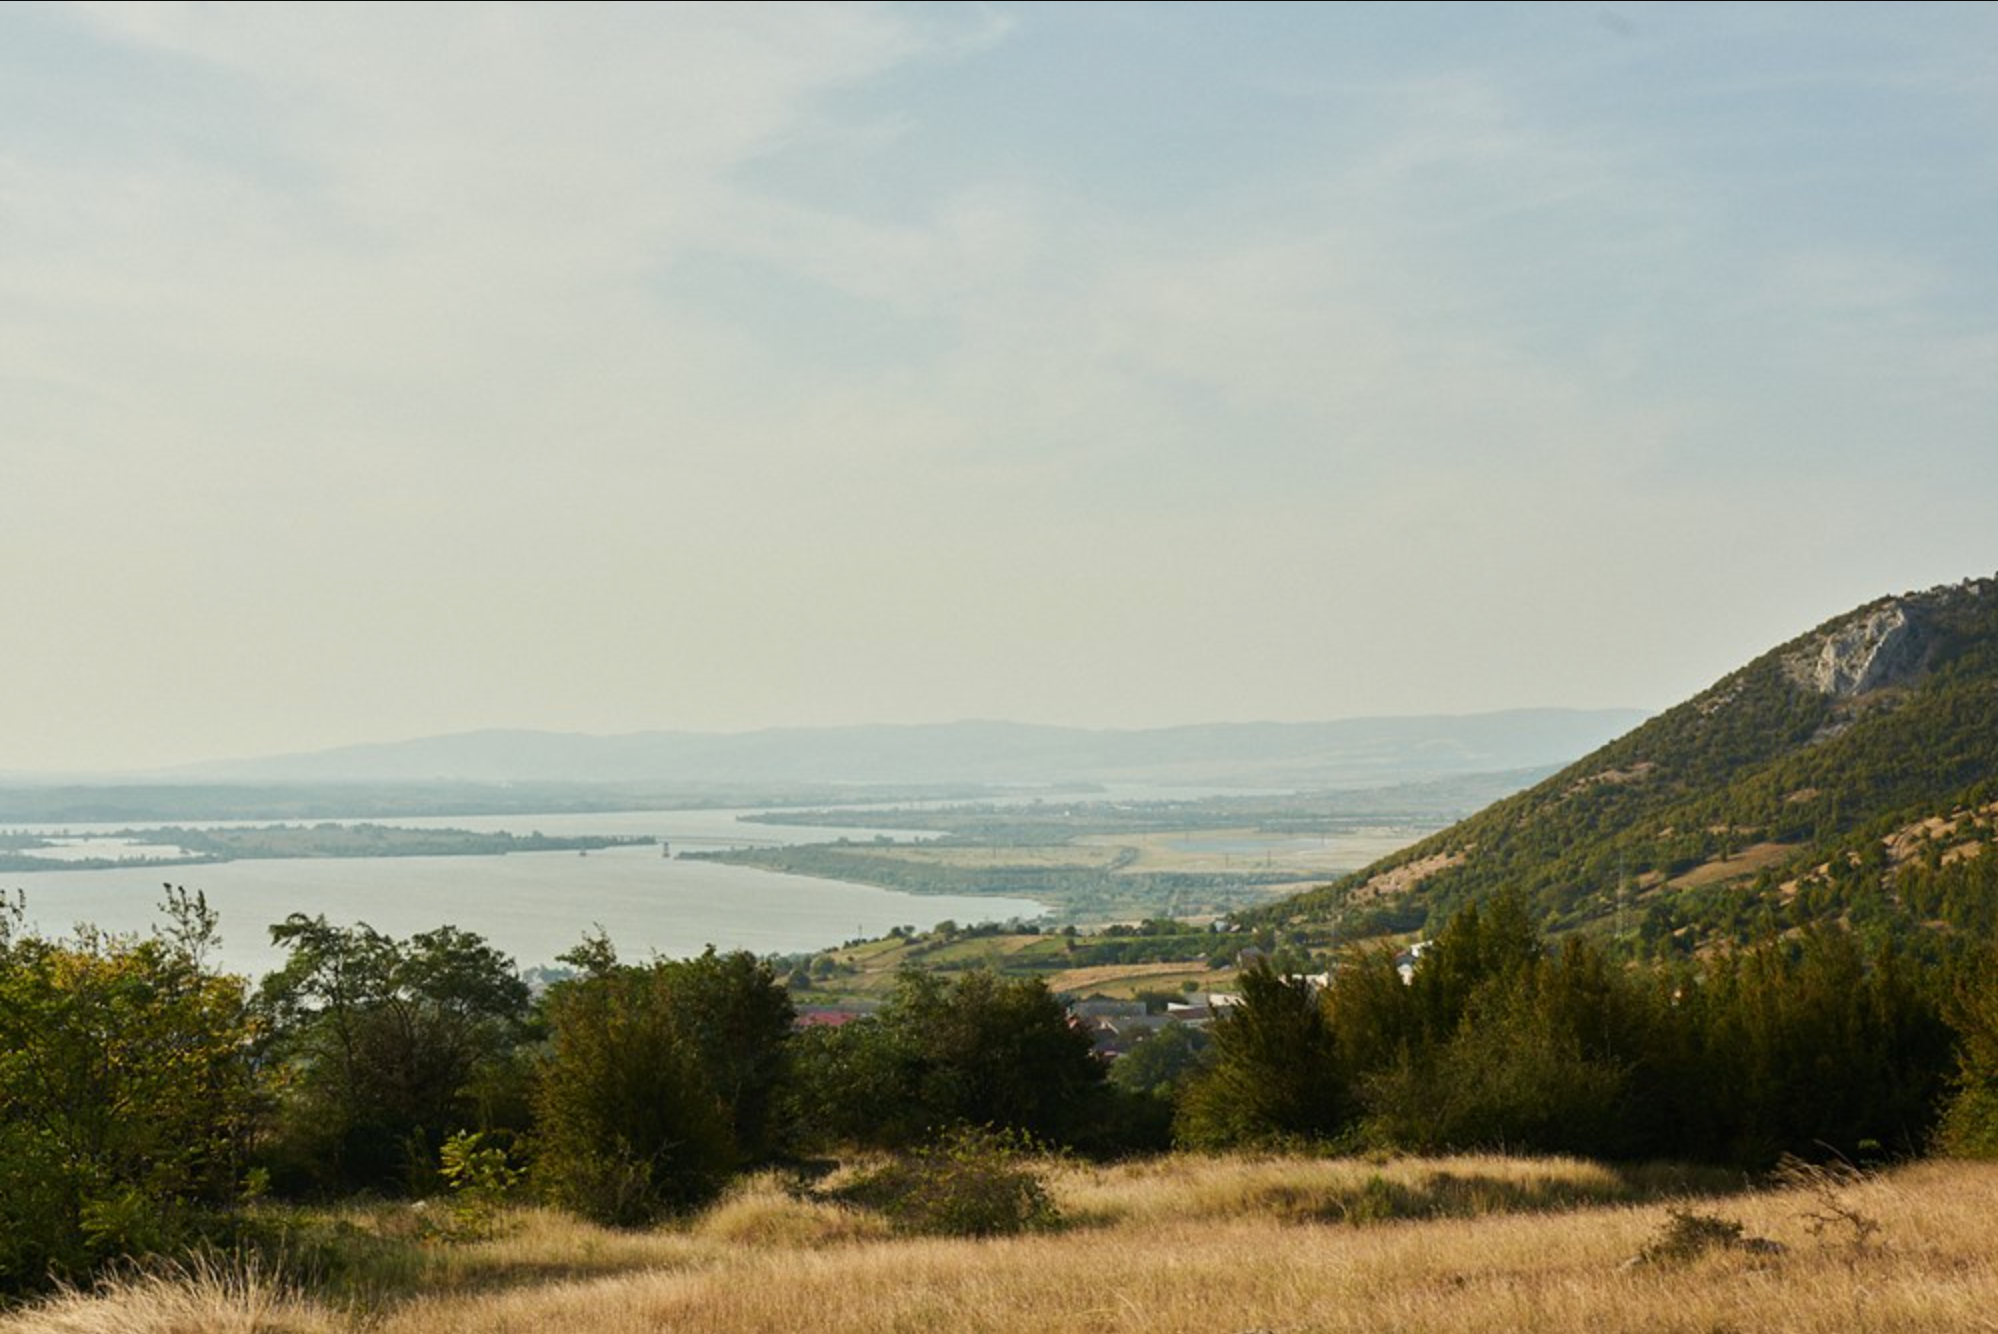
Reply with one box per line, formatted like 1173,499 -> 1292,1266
1637,1209 -> 1749,1264
833,1128 -> 1059,1237
437,1131 -> 522,1239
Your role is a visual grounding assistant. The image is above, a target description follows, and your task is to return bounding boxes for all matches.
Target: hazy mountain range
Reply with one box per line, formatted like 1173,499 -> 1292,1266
150,711 -> 1652,792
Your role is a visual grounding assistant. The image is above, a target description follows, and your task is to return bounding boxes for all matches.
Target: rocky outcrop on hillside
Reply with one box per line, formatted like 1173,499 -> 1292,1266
1785,600 -> 1926,698
1255,572 -> 1998,943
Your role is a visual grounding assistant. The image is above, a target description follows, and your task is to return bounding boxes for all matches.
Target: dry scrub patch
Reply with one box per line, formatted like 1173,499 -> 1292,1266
1665,841 -> 1795,890
1345,850 -> 1467,906
372,1161 -> 1998,1334
9,1159 -> 1998,1334
1044,961 -> 1225,994
1043,1153 -> 1723,1230
839,845 -> 1123,872
692,1173 -> 892,1249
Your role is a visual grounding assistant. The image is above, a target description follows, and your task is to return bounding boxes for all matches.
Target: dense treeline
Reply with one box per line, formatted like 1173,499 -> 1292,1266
0,824 -> 646,875
0,892 -> 1121,1297
689,841 -> 1291,921
4,884 -> 1997,1300
1184,892 -> 1977,1167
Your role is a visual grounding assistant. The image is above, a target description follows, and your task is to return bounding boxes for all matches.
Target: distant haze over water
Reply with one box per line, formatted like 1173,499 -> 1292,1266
4,808 -> 1037,978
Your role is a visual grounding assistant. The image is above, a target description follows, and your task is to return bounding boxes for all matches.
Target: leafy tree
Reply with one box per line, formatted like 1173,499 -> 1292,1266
1177,964 -> 1349,1148
0,889 -> 255,1293
1182,879 -> 1961,1165
1320,943 -> 1418,1077
1940,945 -> 1998,1156
532,967 -> 733,1224
1408,890 -> 1542,1042
787,968 -> 1103,1149
1107,1023 -> 1212,1100
532,944 -> 792,1224
255,915 -> 531,1193
651,946 -> 796,1162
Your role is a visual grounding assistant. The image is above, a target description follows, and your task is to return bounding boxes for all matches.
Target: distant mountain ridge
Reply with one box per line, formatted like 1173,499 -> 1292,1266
1260,575 -> 1998,943
159,711 -> 1650,790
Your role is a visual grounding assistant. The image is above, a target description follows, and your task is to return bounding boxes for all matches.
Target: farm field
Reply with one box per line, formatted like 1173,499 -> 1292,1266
791,926 -> 1246,1003
690,790 -> 1459,927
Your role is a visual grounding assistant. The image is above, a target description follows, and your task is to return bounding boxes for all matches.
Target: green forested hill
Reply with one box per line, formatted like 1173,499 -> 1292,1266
1258,575 -> 1998,948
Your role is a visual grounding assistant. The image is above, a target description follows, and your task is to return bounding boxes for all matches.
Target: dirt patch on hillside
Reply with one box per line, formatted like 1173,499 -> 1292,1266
1566,761 -> 1657,795
1666,842 -> 1795,890
1882,801 -> 1998,863
1048,961 -> 1221,993
1346,850 -> 1466,904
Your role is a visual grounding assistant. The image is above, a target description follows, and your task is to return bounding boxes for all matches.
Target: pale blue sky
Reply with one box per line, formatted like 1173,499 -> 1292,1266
3,2 -> 1995,771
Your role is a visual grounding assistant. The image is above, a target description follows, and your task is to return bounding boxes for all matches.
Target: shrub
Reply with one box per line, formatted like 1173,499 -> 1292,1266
437,1131 -> 522,1239
1772,1152 -> 1880,1252
694,1173 -> 890,1248
1333,1173 -> 1427,1225
832,1128 -> 1059,1237
1637,1209 -> 1749,1264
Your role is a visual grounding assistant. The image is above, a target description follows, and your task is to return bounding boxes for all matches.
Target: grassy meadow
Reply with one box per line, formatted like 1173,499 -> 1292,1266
7,1153 -> 1995,1334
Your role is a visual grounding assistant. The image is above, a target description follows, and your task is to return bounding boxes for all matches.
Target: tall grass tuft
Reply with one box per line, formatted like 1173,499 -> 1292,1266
0,1256 -> 340,1334
693,1174 -> 890,1248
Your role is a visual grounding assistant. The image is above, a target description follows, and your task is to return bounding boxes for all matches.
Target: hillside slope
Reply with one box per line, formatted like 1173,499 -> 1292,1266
1260,575 -> 1998,946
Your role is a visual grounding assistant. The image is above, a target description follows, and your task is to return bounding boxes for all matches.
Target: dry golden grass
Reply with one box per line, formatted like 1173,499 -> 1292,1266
689,1173 -> 892,1249
409,1206 -> 716,1295
1042,1151 -> 1731,1229
1075,829 -> 1409,878
841,845 -> 1124,872
0,1259 -> 342,1334
1666,841 -> 1796,890
9,1158 -> 1997,1334
373,1159 -> 1998,1334
1043,960 -> 1226,993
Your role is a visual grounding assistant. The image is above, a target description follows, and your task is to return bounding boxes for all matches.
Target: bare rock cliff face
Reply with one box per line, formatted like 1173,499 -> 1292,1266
1786,602 -> 1925,698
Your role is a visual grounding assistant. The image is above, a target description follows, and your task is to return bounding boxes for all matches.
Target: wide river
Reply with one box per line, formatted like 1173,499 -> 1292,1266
1,807 -> 1043,978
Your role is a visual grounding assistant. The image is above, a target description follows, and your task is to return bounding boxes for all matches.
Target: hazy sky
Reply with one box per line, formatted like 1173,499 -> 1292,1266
5,2 -> 1996,773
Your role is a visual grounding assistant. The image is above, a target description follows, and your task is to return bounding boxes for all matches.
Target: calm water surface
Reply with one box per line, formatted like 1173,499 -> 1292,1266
3,808 -> 1039,977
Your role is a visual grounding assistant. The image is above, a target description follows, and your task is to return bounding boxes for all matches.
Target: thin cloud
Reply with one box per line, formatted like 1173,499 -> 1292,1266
2,3 -> 1994,769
